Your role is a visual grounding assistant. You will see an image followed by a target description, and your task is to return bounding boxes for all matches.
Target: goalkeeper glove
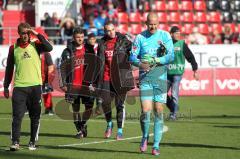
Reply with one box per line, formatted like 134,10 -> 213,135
141,54 -> 155,65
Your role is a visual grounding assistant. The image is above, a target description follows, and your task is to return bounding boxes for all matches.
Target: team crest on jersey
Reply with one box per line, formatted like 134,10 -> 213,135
22,52 -> 31,59
132,45 -> 137,51
158,40 -> 163,45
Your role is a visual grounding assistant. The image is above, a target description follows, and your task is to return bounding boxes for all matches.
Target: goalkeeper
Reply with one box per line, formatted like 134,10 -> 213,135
129,13 -> 174,156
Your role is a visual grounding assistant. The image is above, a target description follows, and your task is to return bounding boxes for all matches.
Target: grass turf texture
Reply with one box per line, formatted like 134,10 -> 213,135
0,96 -> 239,159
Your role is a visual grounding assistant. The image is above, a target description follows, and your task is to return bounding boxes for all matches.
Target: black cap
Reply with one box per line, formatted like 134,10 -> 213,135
88,33 -> 96,38
170,26 -> 180,33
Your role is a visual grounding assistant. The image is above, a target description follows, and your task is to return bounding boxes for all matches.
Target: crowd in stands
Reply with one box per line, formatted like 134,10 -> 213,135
0,0 -> 240,45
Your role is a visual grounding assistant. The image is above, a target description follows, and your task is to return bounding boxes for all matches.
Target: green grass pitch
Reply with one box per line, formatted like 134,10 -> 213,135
0,96 -> 239,159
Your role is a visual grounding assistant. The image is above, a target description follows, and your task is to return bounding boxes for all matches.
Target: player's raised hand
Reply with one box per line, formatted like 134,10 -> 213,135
3,88 -> 9,99
26,28 -> 38,36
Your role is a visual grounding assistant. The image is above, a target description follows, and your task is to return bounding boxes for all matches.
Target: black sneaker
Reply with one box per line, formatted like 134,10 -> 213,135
44,108 -> 50,115
82,125 -> 88,137
76,131 -> 84,139
48,109 -> 54,116
10,141 -> 20,151
28,141 -> 36,151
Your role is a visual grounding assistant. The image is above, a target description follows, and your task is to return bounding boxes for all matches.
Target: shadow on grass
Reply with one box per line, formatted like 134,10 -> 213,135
41,145 -> 141,155
132,142 -> 240,150
213,125 -> 240,129
194,115 -> 240,119
0,131 -> 110,140
0,149 -> 67,159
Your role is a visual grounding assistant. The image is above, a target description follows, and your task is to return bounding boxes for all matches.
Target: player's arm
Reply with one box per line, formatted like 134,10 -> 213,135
183,42 -> 198,71
59,48 -> 70,91
129,35 -> 141,67
183,42 -> 199,80
154,32 -> 174,65
31,29 -> 53,53
3,46 -> 14,98
45,53 -> 55,84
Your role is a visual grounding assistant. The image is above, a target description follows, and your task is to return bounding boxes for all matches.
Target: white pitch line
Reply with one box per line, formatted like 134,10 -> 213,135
58,126 -> 168,147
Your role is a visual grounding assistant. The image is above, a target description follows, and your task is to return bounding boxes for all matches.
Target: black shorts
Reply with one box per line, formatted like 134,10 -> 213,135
73,95 -> 94,105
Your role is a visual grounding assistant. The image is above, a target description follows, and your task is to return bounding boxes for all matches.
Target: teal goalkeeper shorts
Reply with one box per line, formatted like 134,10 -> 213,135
139,80 -> 167,103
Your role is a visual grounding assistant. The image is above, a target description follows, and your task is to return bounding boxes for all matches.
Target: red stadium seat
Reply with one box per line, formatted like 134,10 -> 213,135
167,1 -> 179,11
118,12 -> 128,23
194,12 -> 207,23
168,12 -> 180,23
181,12 -> 194,23
130,24 -> 142,35
118,24 -> 128,34
142,12 -> 149,22
210,23 -> 222,33
182,23 -> 194,34
197,23 -> 209,34
194,1 -> 206,11
208,12 -> 221,23
157,12 -> 167,23
180,1 -> 193,11
155,1 -> 166,11
129,12 -> 142,23
158,24 -> 169,31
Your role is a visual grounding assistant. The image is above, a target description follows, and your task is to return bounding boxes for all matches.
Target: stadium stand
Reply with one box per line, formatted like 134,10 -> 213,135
0,0 -> 239,44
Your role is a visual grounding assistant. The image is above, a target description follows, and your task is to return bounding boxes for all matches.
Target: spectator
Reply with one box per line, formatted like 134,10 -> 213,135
106,2 -> 118,25
125,0 -> 137,14
209,30 -> 222,44
60,12 -> 76,44
83,16 -> 98,36
94,11 -> 107,36
52,12 -> 60,27
187,27 -> 208,44
221,25 -> 234,44
42,12 -> 57,42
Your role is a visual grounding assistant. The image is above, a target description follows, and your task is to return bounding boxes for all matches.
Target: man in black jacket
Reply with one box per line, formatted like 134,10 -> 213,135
97,22 -> 134,140
59,27 -> 98,138
167,26 -> 199,120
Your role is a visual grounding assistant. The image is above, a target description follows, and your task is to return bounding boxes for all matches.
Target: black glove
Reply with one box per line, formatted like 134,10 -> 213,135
157,43 -> 166,57
42,83 -> 53,94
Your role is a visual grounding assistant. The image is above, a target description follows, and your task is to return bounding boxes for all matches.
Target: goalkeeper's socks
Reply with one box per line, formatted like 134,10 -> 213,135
107,121 -> 113,129
140,111 -> 151,138
117,128 -> 123,134
153,112 -> 163,150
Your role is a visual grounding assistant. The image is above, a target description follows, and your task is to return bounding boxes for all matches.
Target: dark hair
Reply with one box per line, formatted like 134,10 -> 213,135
170,26 -> 180,33
104,21 -> 114,30
18,22 -> 31,33
73,27 -> 84,35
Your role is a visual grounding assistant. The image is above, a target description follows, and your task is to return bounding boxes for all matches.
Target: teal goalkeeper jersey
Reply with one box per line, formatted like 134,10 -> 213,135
129,29 -> 174,82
